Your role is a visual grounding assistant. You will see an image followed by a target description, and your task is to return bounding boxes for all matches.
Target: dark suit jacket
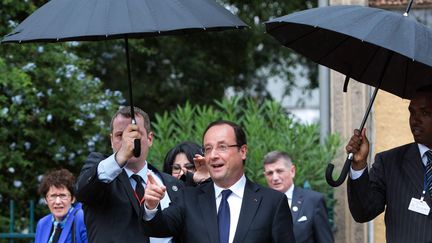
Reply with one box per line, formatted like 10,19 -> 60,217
141,178 -> 296,243
75,152 -> 184,243
348,143 -> 432,243
291,187 -> 333,243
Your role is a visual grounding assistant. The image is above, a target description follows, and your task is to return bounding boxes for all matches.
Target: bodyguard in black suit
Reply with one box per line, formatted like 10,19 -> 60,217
263,151 -> 333,243
75,106 -> 183,243
142,120 -> 296,243
346,85 -> 432,243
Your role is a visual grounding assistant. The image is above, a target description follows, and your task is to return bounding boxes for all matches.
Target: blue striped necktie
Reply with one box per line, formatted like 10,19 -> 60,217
426,150 -> 432,197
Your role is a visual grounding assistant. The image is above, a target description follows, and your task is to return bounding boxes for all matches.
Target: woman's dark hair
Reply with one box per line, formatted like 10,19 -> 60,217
163,141 -> 203,174
38,169 -> 76,197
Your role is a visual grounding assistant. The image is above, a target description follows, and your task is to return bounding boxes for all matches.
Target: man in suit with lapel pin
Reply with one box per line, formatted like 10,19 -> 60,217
75,106 -> 183,243
141,120 -> 296,243
346,85 -> 432,243
263,151 -> 333,243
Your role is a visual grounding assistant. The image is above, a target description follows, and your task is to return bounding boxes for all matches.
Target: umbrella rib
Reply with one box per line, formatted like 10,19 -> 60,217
402,57 -> 409,98
316,33 -> 350,63
276,24 -> 317,46
357,45 -> 381,82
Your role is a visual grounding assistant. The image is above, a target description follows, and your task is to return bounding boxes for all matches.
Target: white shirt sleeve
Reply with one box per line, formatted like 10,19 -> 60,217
350,166 -> 366,180
96,153 -> 124,183
143,204 -> 159,221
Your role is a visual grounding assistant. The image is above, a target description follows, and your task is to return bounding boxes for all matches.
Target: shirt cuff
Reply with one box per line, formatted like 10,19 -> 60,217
143,204 -> 159,221
350,166 -> 366,180
97,153 -> 124,183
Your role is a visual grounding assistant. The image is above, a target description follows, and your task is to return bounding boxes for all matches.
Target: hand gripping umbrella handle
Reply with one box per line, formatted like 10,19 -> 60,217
325,153 -> 353,187
131,118 -> 141,158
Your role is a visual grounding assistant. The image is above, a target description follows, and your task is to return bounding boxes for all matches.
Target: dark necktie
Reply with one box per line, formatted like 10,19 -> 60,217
52,223 -> 62,243
425,150 -> 432,197
131,174 -> 145,205
217,189 -> 232,243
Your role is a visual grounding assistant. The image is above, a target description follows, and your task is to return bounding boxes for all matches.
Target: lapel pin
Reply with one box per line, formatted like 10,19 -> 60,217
253,198 -> 258,202
172,185 -> 178,191
292,206 -> 298,212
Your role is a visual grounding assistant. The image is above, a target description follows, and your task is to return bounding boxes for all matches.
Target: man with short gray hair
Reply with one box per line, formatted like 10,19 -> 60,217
263,151 -> 333,243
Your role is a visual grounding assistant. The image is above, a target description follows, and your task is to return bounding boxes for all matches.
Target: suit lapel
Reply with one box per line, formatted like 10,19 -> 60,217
149,164 -> 180,200
198,183 -> 219,243
402,144 -> 425,198
58,216 -> 73,243
232,179 -> 262,243
118,170 -> 141,215
291,187 -> 303,223
41,218 -> 52,242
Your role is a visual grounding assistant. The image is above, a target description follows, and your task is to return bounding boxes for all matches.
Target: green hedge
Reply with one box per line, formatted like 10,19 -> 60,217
148,97 -> 341,207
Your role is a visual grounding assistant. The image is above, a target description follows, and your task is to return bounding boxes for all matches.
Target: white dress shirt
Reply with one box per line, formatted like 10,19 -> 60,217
284,184 -> 294,207
214,174 -> 246,243
97,153 -> 172,243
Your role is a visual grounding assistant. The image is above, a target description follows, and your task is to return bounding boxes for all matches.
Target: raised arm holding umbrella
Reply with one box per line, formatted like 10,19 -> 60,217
265,2 -> 432,242
265,3 -> 432,187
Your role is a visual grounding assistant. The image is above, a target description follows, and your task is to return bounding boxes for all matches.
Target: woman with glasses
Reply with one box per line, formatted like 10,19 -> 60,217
35,169 -> 87,243
163,141 -> 210,186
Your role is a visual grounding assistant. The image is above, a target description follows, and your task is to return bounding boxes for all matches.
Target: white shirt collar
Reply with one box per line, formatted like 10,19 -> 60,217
214,174 -> 246,199
285,184 -> 295,200
418,143 -> 431,157
124,161 -> 149,184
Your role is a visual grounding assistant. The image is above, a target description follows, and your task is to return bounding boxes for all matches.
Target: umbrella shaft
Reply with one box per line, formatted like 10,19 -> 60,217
124,36 -> 135,122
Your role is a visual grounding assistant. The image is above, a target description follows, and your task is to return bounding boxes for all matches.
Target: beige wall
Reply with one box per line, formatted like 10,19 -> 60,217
329,2 -> 370,243
330,71 -> 371,243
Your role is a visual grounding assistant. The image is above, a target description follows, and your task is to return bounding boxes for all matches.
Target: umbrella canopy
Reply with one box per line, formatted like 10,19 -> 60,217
2,0 -> 247,157
265,5 -> 432,186
2,0 -> 247,42
265,5 -> 432,100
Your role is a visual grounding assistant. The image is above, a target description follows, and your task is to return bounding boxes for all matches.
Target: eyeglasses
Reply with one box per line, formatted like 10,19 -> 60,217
172,163 -> 195,174
263,169 -> 289,177
46,193 -> 71,202
202,144 -> 240,156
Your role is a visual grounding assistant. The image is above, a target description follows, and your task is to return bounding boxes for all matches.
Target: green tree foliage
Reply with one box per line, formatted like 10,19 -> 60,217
0,48 -> 124,233
149,97 -> 340,202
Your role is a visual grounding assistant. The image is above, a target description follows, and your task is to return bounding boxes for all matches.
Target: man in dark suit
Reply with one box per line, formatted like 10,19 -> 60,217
263,151 -> 333,243
346,85 -> 432,243
141,120 -> 296,243
75,106 -> 183,243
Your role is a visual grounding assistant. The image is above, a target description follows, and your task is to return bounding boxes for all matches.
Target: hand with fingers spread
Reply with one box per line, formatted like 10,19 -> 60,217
192,154 -> 210,183
115,123 -> 141,166
345,128 -> 369,170
144,173 -> 166,210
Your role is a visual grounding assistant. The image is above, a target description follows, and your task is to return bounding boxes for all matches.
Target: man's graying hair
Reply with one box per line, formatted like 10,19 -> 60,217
263,151 -> 294,168
110,106 -> 151,133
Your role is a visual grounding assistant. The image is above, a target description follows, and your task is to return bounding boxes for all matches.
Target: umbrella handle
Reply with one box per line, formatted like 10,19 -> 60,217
325,153 -> 353,187
133,139 -> 141,157
131,118 -> 141,158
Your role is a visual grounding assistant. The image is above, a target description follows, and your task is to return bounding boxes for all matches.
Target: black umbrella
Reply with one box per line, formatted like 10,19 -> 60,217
2,0 -> 247,157
265,4 -> 432,187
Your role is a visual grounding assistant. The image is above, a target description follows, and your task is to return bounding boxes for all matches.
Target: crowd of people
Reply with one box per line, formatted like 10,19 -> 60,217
34,85 -> 432,243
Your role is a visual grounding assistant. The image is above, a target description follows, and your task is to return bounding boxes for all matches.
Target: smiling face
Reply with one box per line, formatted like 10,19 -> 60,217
203,124 -> 247,188
409,91 -> 432,148
46,186 -> 74,222
264,159 -> 295,193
